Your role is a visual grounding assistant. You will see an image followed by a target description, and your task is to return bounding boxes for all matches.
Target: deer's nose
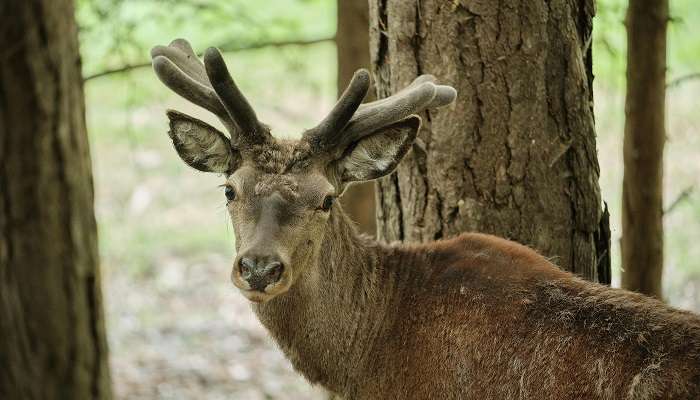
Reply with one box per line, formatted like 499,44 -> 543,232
238,257 -> 284,292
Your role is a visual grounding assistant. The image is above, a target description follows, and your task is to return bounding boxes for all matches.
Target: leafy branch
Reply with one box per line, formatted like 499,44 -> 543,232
666,73 -> 700,89
83,35 -> 335,81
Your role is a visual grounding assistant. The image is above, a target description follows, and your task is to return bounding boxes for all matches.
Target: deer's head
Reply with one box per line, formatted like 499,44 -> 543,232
152,39 -> 456,303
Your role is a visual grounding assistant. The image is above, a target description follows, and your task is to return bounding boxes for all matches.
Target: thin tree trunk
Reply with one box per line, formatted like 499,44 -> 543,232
369,0 -> 610,282
331,7 -> 378,397
621,0 -> 668,298
337,0 -> 377,236
0,1 -> 112,399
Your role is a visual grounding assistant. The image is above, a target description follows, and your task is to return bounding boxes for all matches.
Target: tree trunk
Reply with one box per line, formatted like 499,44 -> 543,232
337,0 -> 377,236
621,0 -> 667,298
369,0 -> 610,282
0,1 -> 112,399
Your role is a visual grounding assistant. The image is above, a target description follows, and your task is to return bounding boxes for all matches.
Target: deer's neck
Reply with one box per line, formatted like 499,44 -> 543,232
251,206 -> 402,394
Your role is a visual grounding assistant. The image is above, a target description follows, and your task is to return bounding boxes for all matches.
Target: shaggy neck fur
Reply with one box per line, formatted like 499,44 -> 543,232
250,202 -> 700,399
251,203 -> 400,394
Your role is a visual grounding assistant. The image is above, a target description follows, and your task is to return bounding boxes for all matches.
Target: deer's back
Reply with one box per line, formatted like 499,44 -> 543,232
358,233 -> 700,400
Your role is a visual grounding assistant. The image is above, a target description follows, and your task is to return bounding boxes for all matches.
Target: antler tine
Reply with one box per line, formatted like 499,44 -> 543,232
203,47 -> 264,143
338,77 -> 456,148
301,73 -> 456,155
355,74 -> 435,111
342,82 -> 434,140
152,57 -> 225,113
151,39 -> 231,128
429,84 -> 459,108
308,69 -> 370,147
152,39 -> 208,86
353,76 -> 456,121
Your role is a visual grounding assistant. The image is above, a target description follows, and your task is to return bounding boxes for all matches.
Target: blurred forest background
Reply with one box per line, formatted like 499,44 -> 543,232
11,0 -> 698,398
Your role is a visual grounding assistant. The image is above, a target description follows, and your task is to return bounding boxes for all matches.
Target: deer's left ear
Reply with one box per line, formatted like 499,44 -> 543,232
330,116 -> 420,192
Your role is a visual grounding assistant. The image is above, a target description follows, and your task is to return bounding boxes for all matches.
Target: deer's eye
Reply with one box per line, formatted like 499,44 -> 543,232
224,186 -> 236,202
319,195 -> 334,212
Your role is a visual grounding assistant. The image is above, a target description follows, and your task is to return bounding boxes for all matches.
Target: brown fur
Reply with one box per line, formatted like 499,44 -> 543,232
253,207 -> 700,399
188,138 -> 700,400
157,64 -> 700,398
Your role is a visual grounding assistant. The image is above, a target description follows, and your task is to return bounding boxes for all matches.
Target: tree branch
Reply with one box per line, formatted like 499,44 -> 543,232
664,185 -> 694,215
83,35 -> 335,82
666,72 -> 700,89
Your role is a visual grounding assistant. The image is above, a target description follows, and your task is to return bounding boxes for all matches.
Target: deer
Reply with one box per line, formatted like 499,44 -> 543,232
151,39 -> 700,400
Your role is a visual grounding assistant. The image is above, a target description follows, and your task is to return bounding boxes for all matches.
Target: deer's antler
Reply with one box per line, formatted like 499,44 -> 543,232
151,39 -> 269,145
308,69 -> 371,148
304,71 -> 456,154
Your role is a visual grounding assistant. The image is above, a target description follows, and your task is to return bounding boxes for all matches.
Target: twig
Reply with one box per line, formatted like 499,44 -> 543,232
666,73 -> 700,89
83,35 -> 335,81
664,185 -> 694,214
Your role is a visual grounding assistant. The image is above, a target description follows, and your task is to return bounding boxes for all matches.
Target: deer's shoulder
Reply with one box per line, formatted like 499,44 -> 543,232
393,232 -> 571,287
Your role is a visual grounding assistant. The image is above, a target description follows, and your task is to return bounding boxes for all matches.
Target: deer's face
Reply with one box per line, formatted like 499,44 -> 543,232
225,164 -> 335,303
152,39 -> 456,303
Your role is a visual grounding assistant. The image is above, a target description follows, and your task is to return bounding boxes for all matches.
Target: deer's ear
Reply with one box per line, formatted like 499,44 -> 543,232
166,110 -> 238,174
331,116 -> 420,190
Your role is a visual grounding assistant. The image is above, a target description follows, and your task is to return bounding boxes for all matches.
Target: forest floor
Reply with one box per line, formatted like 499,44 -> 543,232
104,254 -> 326,399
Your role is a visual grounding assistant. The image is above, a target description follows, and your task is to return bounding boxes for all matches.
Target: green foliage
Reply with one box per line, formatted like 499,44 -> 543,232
77,0 -> 335,77
594,0 -> 700,308
594,0 -> 700,89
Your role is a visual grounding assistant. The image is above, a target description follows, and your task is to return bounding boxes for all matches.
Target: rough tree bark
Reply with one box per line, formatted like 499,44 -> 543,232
621,0 -> 667,298
369,0 -> 610,282
337,0 -> 377,236
0,1 -> 112,399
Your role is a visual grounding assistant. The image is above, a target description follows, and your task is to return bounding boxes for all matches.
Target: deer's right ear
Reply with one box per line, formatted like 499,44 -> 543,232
166,110 -> 239,174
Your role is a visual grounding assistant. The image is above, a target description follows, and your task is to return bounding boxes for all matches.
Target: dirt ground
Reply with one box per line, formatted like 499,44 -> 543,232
105,253 -> 327,400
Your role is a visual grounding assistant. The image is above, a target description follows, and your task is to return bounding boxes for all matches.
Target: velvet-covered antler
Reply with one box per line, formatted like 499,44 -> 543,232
303,72 -> 456,155
151,39 -> 268,145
